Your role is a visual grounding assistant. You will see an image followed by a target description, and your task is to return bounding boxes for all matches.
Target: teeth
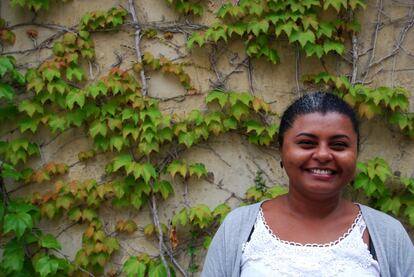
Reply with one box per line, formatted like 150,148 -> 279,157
310,169 -> 333,175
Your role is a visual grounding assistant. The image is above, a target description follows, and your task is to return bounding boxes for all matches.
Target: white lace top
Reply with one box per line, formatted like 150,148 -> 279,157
241,208 -> 380,277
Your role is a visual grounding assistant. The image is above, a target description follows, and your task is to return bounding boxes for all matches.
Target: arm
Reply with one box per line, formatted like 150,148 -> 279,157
397,226 -> 414,277
201,220 -> 228,277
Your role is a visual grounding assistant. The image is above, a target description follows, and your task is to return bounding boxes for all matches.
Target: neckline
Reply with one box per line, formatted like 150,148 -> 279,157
258,207 -> 363,248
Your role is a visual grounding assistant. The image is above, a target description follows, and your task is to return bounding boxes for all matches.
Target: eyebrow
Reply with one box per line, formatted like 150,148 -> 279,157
296,132 -> 351,140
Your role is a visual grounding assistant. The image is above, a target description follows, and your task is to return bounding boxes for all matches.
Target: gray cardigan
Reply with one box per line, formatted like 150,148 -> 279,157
202,202 -> 414,277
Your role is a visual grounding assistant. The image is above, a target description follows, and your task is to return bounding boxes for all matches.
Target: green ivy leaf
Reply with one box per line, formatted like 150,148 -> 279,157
33,256 -> 60,277
19,117 -> 40,133
1,239 -> 25,274
87,82 -> 107,98
46,79 -> 66,94
244,120 -> 266,135
404,206 -> 414,226
0,83 -> 15,101
18,100 -> 43,117
379,197 -> 401,216
89,121 -> 108,138
213,203 -> 231,222
0,56 -> 14,77
217,3 -> 232,18
323,40 -> 345,55
245,186 -> 263,200
123,257 -> 147,277
289,30 -> 316,47
302,15 -> 319,30
52,42 -> 65,56
153,180 -> 174,200
3,210 -> 33,238
210,26 -> 227,43
247,19 -> 269,36
267,185 -> 289,198
48,115 -> 67,133
167,160 -> 187,178
228,92 -> 253,106
172,208 -> 188,227
323,0 -> 347,12
66,65 -> 84,81
66,89 -> 85,109
66,109 -> 87,127
187,32 -> 205,48
227,22 -> 247,37
38,234 -> 62,250
55,195 -> 73,210
304,43 -> 324,58
206,89 -> 228,107
178,131 -> 197,148
203,236 -> 212,249
142,163 -> 157,183
148,262 -> 168,277
188,163 -> 207,178
42,67 -> 61,82
189,204 -> 212,228
317,22 -> 335,38
223,117 -> 238,131
349,0 -> 367,9
138,140 -> 159,155
275,21 -> 297,37
231,102 -> 250,121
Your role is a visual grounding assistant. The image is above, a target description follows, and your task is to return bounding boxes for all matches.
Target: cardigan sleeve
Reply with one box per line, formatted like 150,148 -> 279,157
201,203 -> 261,277
201,218 -> 229,277
396,223 -> 414,276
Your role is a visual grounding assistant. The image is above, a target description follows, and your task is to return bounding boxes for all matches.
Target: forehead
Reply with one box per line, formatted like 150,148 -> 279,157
288,112 -> 356,136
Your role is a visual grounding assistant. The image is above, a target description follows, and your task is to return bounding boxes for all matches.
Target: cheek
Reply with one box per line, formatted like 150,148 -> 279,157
340,153 -> 357,175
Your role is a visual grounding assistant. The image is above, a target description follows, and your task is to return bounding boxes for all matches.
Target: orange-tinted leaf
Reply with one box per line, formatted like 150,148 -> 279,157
169,227 -> 179,250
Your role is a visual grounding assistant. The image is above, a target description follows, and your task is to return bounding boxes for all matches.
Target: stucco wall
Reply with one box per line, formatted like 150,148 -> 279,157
1,0 -> 413,275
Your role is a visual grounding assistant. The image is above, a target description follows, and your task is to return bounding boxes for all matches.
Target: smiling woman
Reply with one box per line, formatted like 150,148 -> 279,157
202,92 -> 414,277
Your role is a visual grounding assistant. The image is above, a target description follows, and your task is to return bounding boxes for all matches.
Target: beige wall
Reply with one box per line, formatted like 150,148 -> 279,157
1,0 -> 413,275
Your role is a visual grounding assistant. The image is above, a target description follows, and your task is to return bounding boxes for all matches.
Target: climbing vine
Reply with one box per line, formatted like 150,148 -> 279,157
1,0 -> 414,276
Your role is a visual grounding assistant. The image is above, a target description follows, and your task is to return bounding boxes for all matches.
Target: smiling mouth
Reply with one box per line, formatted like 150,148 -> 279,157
307,168 -> 336,175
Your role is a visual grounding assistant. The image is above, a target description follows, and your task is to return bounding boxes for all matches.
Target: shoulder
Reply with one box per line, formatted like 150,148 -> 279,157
222,202 -> 261,227
359,204 -> 406,233
359,204 -> 412,246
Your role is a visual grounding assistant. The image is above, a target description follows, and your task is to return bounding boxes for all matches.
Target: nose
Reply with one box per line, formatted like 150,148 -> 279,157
312,144 -> 333,163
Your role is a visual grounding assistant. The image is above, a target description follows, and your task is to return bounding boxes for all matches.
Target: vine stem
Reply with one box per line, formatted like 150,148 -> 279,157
127,0 -> 149,96
350,10 -> 359,85
149,194 -> 171,277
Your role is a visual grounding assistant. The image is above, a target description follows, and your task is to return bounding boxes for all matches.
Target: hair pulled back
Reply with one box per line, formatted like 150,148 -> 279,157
278,92 -> 360,149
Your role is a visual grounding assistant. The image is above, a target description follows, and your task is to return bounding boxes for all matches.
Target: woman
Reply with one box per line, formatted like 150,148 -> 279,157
202,92 -> 414,277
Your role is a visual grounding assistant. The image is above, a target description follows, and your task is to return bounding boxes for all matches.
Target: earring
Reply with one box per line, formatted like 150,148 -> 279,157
280,161 -> 283,169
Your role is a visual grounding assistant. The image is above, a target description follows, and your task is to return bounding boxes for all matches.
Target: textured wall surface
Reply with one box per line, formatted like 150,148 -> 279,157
1,0 -> 413,275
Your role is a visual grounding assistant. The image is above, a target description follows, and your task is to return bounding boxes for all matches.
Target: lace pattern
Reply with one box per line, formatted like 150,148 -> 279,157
241,208 -> 380,276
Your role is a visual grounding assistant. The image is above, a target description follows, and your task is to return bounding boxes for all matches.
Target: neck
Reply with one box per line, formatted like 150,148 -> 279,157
285,188 -> 344,219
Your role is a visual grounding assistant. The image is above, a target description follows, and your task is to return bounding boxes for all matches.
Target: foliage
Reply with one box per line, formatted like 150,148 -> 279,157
141,52 -> 196,93
0,198 -> 71,276
244,171 -> 288,204
0,18 -> 16,45
187,0 -> 365,64
0,56 -> 24,102
305,72 -> 414,137
165,0 -> 203,16
353,158 -> 414,225
1,0 -> 414,276
9,0 -> 69,12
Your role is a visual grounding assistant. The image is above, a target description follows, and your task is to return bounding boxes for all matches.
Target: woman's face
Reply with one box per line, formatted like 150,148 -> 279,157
280,112 -> 358,199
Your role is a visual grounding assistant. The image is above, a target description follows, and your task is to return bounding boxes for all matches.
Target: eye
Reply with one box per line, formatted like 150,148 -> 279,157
330,141 -> 349,150
297,140 -> 316,148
